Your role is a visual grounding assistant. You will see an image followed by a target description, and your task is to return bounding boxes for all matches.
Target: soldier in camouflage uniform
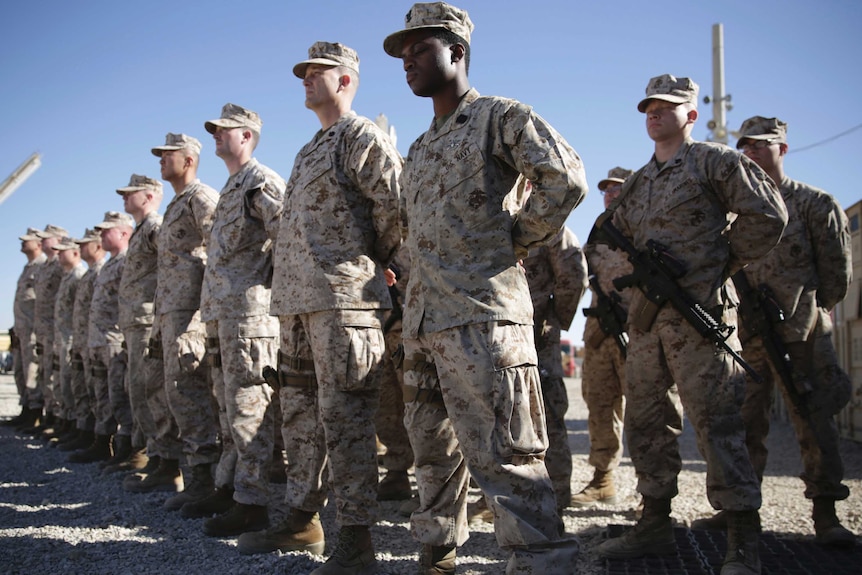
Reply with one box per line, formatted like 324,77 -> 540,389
57,229 -> 105,452
238,43 -> 401,575
8,228 -> 46,429
27,224 -> 69,434
523,224 -> 587,511
45,237 -> 87,441
69,212 -> 135,464
595,75 -> 788,575
691,116 -> 856,547
575,167 -> 662,510
148,133 -> 221,508
375,247 -> 415,505
383,3 -> 587,572
183,103 -> 284,539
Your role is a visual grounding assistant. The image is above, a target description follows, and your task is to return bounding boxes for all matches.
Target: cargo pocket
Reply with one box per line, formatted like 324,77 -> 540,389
341,327 -> 385,392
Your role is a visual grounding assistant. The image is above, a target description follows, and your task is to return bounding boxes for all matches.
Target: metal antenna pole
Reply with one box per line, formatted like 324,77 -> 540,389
704,23 -> 733,144
0,152 -> 41,208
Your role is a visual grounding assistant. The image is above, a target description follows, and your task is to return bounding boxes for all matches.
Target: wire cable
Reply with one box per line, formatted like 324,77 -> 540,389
788,122 -> 862,154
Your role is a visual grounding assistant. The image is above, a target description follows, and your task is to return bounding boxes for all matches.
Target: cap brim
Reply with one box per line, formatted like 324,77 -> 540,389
52,244 -> 77,251
597,178 -> 625,191
204,118 -> 246,134
383,25 -> 450,57
637,94 -> 689,113
151,145 -> 183,157
74,237 -> 100,244
19,235 -> 40,241
292,58 -> 343,79
116,186 -> 148,195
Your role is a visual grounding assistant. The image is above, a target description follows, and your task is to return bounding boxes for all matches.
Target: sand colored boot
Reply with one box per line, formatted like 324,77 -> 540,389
570,468 -> 618,507
237,508 -> 325,555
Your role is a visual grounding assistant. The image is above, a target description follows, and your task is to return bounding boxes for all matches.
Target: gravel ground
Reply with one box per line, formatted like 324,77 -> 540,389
0,372 -> 859,574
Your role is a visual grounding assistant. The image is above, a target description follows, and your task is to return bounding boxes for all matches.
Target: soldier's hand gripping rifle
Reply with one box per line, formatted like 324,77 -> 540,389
731,270 -> 809,416
582,275 -> 629,357
594,211 -> 762,383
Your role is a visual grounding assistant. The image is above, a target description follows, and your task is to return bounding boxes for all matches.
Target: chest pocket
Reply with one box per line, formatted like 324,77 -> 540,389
439,140 -> 484,198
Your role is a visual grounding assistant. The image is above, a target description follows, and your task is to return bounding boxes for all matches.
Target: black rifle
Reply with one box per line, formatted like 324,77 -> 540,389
595,211 -> 762,382
582,274 -> 628,357
731,270 -> 809,416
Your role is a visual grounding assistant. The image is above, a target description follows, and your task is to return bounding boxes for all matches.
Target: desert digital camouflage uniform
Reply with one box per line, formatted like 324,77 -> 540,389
119,204 -> 181,461
52,253 -> 86,420
88,247 -> 130,437
13,242 -> 45,409
71,235 -> 103,432
611,137 -> 787,511
33,236 -> 67,413
375,247 -> 414,478
155,179 -> 220,467
398,87 -> 587,555
581,240 -> 633,474
201,157 -> 284,506
522,226 -> 587,508
270,104 -> 402,527
738,175 -> 852,501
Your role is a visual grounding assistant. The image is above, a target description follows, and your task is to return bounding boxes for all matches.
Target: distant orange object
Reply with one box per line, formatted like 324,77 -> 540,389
560,339 -> 576,377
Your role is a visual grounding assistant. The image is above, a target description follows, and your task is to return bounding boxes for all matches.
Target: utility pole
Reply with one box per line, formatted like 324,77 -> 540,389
0,152 -> 41,208
704,23 -> 733,145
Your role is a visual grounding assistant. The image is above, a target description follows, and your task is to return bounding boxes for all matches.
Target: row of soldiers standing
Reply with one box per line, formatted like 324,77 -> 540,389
3,2 -> 857,574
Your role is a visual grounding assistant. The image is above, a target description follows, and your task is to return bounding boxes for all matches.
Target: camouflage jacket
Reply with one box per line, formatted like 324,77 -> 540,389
740,176 -> 851,342
54,262 -> 86,344
72,260 -> 103,353
14,252 -> 46,332
582,226 -> 634,348
523,226 -> 588,376
201,158 -> 285,321
88,252 -> 126,348
34,257 -> 64,339
271,112 -> 402,316
156,180 -> 219,314
119,211 -> 161,329
399,89 -> 588,338
612,138 -> 787,309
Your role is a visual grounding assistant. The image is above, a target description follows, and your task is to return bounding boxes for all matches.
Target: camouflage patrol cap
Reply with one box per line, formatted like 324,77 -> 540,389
19,227 -> 41,241
94,211 -> 135,231
74,228 -> 102,244
736,116 -> 788,149
598,167 -> 635,191
293,42 -> 360,79
637,74 -> 699,113
151,133 -> 202,157
204,103 -> 263,135
383,1 -> 474,57
35,224 -> 70,239
116,174 -> 163,196
52,236 -> 79,251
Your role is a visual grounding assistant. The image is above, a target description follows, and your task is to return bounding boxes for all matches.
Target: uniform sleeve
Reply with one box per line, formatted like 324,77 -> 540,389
501,103 -> 589,256
189,189 -> 219,247
347,126 -> 403,267
713,152 -> 788,273
548,227 -> 588,329
810,193 -> 852,310
248,179 -> 286,243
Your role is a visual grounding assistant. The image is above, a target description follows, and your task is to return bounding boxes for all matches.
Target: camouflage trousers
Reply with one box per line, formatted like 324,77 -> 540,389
277,310 -> 383,527
29,330 -> 54,410
404,321 -> 576,567
53,336 -> 75,419
89,343 -> 130,436
376,318 -> 414,473
14,326 -> 38,408
70,347 -> 95,431
208,316 -> 278,507
626,305 -> 761,511
157,310 -> 219,467
125,325 -> 182,459
581,335 -> 626,472
741,309 -> 852,501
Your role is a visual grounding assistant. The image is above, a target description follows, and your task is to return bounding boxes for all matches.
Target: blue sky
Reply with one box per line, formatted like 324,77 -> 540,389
2,0 -> 860,344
